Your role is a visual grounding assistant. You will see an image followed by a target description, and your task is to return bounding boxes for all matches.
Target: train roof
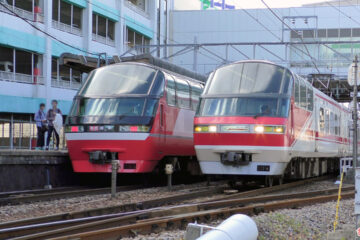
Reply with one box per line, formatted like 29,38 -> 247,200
59,53 -> 207,83
206,59 -> 351,113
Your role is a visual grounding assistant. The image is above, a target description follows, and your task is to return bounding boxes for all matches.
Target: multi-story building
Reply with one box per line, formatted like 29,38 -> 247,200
0,0 -> 171,148
170,3 -> 360,78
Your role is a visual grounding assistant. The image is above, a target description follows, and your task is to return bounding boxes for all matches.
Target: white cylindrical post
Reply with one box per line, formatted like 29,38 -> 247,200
196,214 -> 258,240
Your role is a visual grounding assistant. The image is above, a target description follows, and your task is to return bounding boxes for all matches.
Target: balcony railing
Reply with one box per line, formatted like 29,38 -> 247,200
0,71 -> 44,85
0,116 -> 66,150
0,3 -> 44,23
92,33 -> 115,46
51,78 -> 81,90
125,1 -> 149,18
52,20 -> 82,36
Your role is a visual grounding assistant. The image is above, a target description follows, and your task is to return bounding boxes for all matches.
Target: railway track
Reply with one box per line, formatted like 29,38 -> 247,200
0,176 -> 344,239
0,185 -> 142,206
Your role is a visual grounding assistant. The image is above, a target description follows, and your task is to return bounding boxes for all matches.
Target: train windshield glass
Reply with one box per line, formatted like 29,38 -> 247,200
70,98 -> 158,117
207,62 -> 291,94
79,64 -> 157,96
198,97 -> 290,117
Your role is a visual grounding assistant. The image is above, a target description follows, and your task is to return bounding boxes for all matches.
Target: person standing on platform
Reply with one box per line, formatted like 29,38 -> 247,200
34,103 -> 47,150
46,100 -> 62,150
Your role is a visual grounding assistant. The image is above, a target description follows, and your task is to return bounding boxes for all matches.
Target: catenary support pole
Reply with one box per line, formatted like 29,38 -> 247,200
111,160 -> 119,198
355,55 -> 359,170
353,55 -> 360,239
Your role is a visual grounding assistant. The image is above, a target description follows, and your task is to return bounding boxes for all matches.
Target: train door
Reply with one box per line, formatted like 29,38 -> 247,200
314,97 -> 319,152
159,103 -> 166,146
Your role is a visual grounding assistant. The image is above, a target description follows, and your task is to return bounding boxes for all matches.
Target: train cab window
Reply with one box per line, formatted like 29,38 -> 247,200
80,64 -> 156,96
319,108 -> 325,132
307,87 -> 313,111
150,71 -> 165,96
294,77 -> 300,106
166,76 -> 176,106
283,70 -> 293,94
207,62 -> 285,94
300,81 -> 307,109
175,77 -> 191,109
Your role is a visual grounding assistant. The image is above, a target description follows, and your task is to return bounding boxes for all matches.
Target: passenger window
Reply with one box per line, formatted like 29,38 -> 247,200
307,87 -> 313,111
191,83 -> 203,111
330,112 -> 335,135
166,76 -> 176,106
175,77 -> 190,109
335,114 -> 339,135
150,71 -> 165,96
300,81 -> 307,109
325,109 -> 330,134
294,77 -> 300,106
319,108 -> 325,132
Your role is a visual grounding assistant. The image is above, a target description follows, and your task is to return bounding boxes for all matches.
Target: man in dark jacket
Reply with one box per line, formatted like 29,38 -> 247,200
46,100 -> 62,150
34,103 -> 46,149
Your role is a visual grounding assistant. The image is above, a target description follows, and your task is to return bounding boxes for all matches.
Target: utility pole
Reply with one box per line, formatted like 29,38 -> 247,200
352,55 -> 360,239
354,55 -> 358,170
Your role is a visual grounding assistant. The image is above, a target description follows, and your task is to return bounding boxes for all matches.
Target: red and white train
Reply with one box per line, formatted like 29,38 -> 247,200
194,60 -> 352,185
65,61 -> 204,173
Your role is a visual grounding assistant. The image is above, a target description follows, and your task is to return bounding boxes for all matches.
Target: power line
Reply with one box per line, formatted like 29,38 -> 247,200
235,3 -> 314,64
326,1 -> 360,26
260,0 -> 321,74
0,2 -> 98,56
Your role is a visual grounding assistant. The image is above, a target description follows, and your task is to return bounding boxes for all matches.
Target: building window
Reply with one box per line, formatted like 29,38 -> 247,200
4,0 -> 43,22
128,0 -> 146,11
92,13 -> 115,46
126,27 -> 150,53
52,0 -> 82,35
0,45 -> 43,84
51,57 -> 83,89
0,46 -> 14,72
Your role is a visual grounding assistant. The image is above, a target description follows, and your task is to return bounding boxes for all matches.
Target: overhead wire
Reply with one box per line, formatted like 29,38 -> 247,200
260,0 -> 321,74
0,2 -> 99,56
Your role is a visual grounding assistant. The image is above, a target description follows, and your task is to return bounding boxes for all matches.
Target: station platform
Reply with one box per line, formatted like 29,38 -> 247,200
0,150 -> 76,192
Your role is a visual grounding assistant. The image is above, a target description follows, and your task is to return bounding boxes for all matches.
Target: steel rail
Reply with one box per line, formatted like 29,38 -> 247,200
29,190 -> 354,240
0,176 -> 348,239
0,185 -> 141,206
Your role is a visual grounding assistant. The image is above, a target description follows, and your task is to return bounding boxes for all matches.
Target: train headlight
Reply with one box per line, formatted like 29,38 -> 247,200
194,125 -> 217,133
209,125 -> 217,133
254,125 -> 265,133
253,125 -> 285,134
274,126 -> 285,133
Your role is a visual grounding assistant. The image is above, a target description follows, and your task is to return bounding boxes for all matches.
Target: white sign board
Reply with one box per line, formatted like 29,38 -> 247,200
348,63 -> 360,86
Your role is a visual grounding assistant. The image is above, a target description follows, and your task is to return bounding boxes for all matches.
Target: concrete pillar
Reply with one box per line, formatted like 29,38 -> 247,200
44,0 -> 52,109
83,0 -> 92,53
148,0 -> 157,52
116,0 -> 124,54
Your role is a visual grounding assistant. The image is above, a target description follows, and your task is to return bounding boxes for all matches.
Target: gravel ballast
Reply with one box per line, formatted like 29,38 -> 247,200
123,198 -> 354,240
0,182 -> 221,222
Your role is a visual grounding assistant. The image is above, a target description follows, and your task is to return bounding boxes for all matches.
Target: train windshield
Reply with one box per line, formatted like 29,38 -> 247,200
198,97 -> 290,117
79,64 -> 157,96
70,98 -> 158,117
206,62 -> 292,94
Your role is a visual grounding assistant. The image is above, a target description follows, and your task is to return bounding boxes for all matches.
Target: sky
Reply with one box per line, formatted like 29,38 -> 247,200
174,0 -> 331,10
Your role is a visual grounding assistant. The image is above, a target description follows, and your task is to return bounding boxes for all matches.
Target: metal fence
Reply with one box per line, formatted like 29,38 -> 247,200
0,115 -> 66,150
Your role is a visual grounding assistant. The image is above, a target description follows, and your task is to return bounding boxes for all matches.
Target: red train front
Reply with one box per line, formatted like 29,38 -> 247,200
194,60 -> 350,184
65,62 -> 204,173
